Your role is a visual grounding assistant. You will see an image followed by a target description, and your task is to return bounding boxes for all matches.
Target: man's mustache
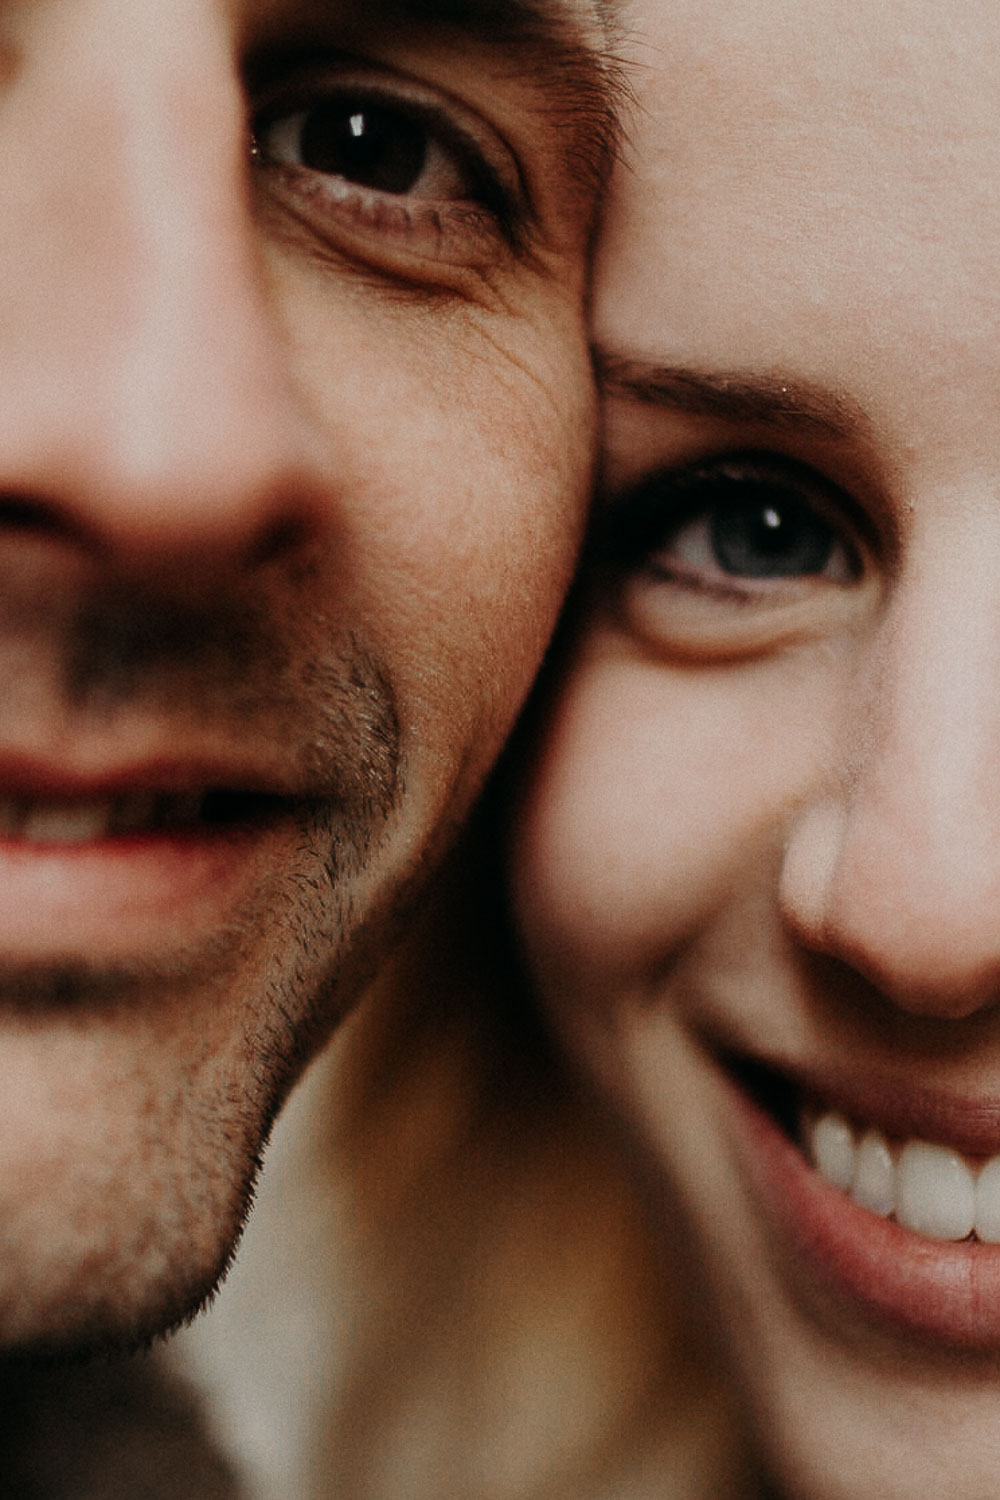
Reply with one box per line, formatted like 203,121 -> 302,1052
0,556 -> 403,822
0,563 -> 288,718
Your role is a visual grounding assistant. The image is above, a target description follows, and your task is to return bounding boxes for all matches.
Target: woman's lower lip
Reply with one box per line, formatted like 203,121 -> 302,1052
724,1064 -> 1000,1348
0,824 -> 282,963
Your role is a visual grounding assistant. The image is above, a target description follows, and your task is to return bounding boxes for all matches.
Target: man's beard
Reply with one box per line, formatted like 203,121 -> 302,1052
0,551 -> 411,1356
0,553 -> 406,1028
0,552 -> 402,815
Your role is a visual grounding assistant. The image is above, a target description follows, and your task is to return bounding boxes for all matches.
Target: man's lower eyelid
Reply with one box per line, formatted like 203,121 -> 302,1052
256,165 -> 518,291
253,104 -> 525,263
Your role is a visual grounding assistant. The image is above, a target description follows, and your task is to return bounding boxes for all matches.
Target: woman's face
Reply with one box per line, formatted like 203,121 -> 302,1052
513,1 -> 1000,1494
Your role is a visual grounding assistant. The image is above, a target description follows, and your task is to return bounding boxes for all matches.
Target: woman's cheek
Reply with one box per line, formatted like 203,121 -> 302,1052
512,641 -> 841,1007
513,658 -> 742,993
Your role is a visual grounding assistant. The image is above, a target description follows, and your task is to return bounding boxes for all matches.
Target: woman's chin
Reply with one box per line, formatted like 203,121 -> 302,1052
563,1005 -> 1000,1500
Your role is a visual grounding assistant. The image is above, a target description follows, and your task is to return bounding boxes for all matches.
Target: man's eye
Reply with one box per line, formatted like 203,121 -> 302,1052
250,71 -> 521,279
259,99 -> 469,201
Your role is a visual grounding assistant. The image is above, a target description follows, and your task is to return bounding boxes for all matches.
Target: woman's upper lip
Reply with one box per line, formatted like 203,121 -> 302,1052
716,1040 -> 1000,1160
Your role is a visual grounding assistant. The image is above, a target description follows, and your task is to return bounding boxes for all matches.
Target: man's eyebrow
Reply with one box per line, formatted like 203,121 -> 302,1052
350,0 -> 626,203
596,352 -> 870,440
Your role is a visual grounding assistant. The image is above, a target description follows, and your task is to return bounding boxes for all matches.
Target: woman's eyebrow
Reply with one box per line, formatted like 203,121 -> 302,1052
596,352 -> 870,441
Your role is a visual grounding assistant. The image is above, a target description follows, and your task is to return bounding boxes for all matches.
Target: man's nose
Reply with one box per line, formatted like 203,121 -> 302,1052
0,0 -> 322,576
780,523 -> 1000,1019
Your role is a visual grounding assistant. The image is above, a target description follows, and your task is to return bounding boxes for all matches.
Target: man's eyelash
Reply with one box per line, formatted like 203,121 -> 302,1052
247,61 -> 530,266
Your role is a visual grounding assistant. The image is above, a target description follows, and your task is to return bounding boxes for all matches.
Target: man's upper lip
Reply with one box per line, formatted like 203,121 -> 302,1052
717,1041 -> 1000,1160
0,750 -> 292,800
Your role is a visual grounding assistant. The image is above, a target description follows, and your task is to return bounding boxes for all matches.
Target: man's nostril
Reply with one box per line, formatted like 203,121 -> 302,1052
249,512 -> 315,567
0,497 -> 62,535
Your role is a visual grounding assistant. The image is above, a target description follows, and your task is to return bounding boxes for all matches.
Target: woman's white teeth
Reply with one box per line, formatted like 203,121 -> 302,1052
0,793 -> 206,842
853,1131 -> 895,1217
811,1113 -> 856,1191
809,1112 -> 1000,1242
896,1143 -> 976,1241
974,1158 -> 1000,1242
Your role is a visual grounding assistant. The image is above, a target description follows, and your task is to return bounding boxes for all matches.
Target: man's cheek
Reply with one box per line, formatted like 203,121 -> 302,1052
274,279 -> 592,750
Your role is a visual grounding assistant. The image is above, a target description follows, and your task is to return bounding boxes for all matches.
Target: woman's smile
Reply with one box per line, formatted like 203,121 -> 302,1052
708,1041 -> 1000,1341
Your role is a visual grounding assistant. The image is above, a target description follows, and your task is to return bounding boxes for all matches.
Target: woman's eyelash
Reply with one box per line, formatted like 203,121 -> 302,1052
592,455 -> 863,585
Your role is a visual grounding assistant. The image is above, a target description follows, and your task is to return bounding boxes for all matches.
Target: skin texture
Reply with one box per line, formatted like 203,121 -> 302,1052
0,0 -> 613,1354
512,1 -> 1000,1496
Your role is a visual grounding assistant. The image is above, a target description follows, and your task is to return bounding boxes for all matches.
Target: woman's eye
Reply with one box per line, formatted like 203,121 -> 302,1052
259,99 -> 469,202
596,457 -> 872,658
663,487 -> 856,585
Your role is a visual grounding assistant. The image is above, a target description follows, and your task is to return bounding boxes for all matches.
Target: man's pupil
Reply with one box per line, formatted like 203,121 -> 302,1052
300,103 -> 429,195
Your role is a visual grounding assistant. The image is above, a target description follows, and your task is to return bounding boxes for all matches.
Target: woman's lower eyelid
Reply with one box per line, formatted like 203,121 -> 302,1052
643,563 -> 824,607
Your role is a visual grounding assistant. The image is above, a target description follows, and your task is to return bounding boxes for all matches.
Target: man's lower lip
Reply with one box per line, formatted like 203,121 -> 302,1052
723,1063 -> 1000,1348
0,826 -> 280,962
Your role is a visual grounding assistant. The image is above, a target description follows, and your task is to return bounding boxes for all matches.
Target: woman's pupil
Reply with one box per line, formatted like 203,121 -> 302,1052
300,103 -> 428,195
710,492 -> 834,577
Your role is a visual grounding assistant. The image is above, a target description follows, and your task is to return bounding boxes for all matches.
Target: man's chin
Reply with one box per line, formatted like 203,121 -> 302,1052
0,1155 -> 253,1361
0,988 -> 268,1359
0,780 -> 424,1357
0,1260 -> 233,1363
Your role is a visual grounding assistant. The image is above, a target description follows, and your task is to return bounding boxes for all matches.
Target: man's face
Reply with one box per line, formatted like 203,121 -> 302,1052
0,0 -> 610,1352
514,1 -> 1000,1495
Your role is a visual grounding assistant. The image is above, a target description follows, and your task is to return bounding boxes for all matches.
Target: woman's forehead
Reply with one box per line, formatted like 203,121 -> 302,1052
594,0 -> 1000,464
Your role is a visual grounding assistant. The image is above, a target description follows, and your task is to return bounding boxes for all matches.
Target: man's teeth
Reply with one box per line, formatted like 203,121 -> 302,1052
0,793 -> 206,843
809,1112 -> 1000,1243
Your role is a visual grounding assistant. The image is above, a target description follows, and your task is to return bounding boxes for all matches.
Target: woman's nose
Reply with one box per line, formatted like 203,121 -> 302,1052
781,525 -> 1000,1019
0,0 -> 323,577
